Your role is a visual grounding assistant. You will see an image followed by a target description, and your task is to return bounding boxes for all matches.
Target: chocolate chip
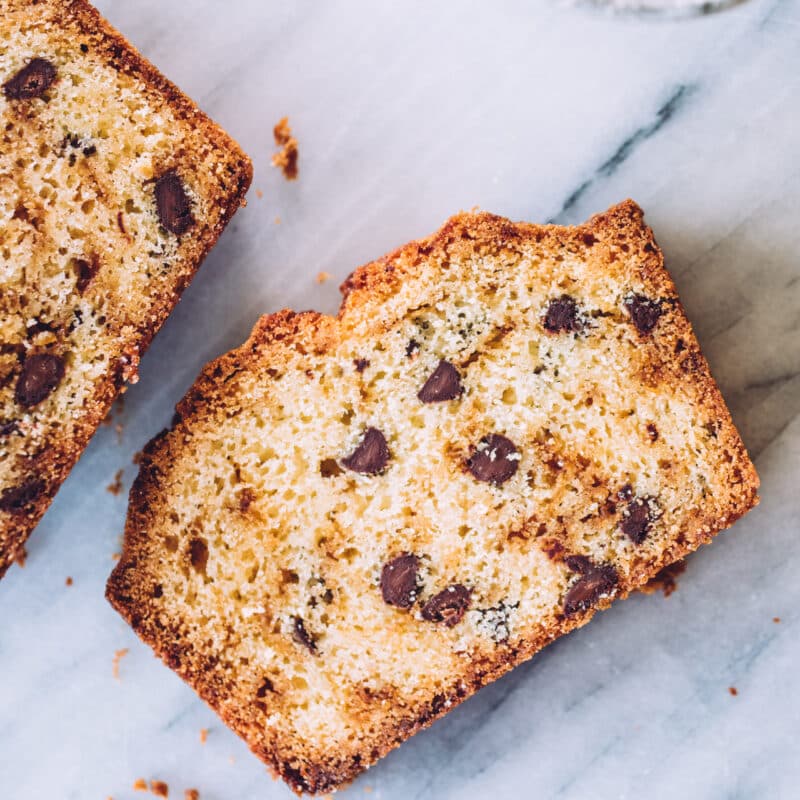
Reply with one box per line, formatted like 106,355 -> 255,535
418,360 -> 463,403
646,423 -> 659,442
354,358 -> 370,372
544,295 -> 581,333
319,458 -> 343,478
188,537 -> 208,574
0,420 -> 19,438
15,353 -> 65,407
340,427 -> 390,475
75,256 -> 99,293
292,616 -> 317,654
422,584 -> 471,627
3,58 -> 57,100
563,564 -> 617,615
82,144 -> 96,157
0,479 -> 44,513
620,497 -> 655,544
617,483 -> 633,501
406,339 -> 420,357
154,170 -> 194,235
564,554 -> 593,574
624,294 -> 662,334
380,554 -> 419,608
80,44 -> 89,54
256,677 -> 275,697
466,434 -> 519,485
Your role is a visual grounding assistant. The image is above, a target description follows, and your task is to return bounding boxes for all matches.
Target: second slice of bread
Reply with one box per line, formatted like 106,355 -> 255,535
108,201 -> 758,794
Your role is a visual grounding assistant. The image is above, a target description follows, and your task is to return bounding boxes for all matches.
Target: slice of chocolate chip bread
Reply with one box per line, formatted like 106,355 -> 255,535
107,201 -> 758,794
0,0 -> 252,577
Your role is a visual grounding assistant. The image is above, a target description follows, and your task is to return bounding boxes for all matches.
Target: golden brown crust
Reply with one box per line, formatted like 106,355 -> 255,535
0,0 -> 252,578
108,201 -> 758,794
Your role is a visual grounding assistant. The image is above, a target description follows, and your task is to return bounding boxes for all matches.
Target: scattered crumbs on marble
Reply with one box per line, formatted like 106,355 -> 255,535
255,189 -> 263,199
199,728 -> 208,744
729,687 -> 738,697
363,786 -> 373,794
773,616 -> 781,623
274,216 -> 281,225
107,468 -> 124,496
115,422 -> 124,444
112,551 -> 121,561
65,576 -> 73,587
185,790 -> 199,800
150,780 -> 169,798
133,778 -> 148,791
112,648 -> 129,680
640,559 -> 686,598
271,116 -> 298,180
228,755 -> 236,764
15,545 -> 27,568
316,271 -> 333,284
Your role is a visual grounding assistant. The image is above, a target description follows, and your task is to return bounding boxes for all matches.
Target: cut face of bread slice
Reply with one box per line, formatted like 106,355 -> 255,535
0,0 -> 252,577
107,201 -> 758,794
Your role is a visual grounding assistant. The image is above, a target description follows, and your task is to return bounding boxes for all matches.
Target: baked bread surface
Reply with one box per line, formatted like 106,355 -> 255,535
0,0 -> 253,576
108,201 -> 758,794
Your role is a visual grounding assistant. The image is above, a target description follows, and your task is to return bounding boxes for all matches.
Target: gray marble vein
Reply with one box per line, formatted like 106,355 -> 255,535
1,0 -> 799,798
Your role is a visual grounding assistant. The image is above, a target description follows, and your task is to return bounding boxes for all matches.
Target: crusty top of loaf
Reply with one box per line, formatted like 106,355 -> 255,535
0,0 -> 252,576
108,200 -> 758,794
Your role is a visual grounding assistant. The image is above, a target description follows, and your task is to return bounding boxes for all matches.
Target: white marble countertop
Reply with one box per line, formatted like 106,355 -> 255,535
2,1 -> 799,798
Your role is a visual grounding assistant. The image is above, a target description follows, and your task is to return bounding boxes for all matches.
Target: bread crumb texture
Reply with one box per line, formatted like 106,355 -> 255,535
0,0 -> 252,579
271,116 -> 298,180
108,202 -> 758,794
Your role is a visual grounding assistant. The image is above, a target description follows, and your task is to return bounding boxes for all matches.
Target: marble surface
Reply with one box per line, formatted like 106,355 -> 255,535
2,0 -> 799,798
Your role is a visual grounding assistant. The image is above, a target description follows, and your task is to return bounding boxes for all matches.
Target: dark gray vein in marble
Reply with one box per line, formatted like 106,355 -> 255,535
549,83 -> 698,223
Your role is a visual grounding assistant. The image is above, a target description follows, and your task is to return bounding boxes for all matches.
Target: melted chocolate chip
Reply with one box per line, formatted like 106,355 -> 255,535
563,564 -> 618,615
0,420 -> 19,438
422,584 -> 471,627
15,353 -> 65,407
564,554 -> 593,575
3,58 -> 57,100
75,256 -> 99,293
154,171 -> 194,235
620,497 -> 654,544
380,554 -> 420,608
188,538 -> 208,574
340,427 -> 390,474
0,479 -> 44,513
544,295 -> 581,333
353,358 -> 370,372
646,423 -> 659,442
406,339 -> 420,358
292,616 -> 317,654
624,294 -> 662,334
418,360 -> 463,403
466,434 -> 519,485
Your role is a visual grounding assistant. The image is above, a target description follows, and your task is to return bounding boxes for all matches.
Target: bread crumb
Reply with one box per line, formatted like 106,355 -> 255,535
184,791 -> 199,800
640,559 -> 686,598
729,686 -> 738,696
363,786 -> 373,794
15,545 -> 27,567
133,778 -> 148,791
228,755 -> 235,765
65,576 -> 73,586
255,189 -> 263,199
112,551 -> 121,561
773,616 -> 781,623
150,781 -> 169,798
274,216 -> 281,225
107,468 -> 124,496
199,727 -> 208,744
271,117 -> 298,180
112,648 -> 129,680
316,271 -> 333,285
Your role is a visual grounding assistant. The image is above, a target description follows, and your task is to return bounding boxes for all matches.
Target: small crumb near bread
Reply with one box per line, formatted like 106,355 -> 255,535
184,790 -> 199,800
729,686 -> 739,696
150,781 -> 169,798
773,616 -> 781,623
107,469 -> 124,496
65,576 -> 73,586
133,778 -> 147,791
255,189 -> 264,199
316,271 -> 333,284
271,117 -> 298,180
112,648 -> 129,680
199,728 -> 208,744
